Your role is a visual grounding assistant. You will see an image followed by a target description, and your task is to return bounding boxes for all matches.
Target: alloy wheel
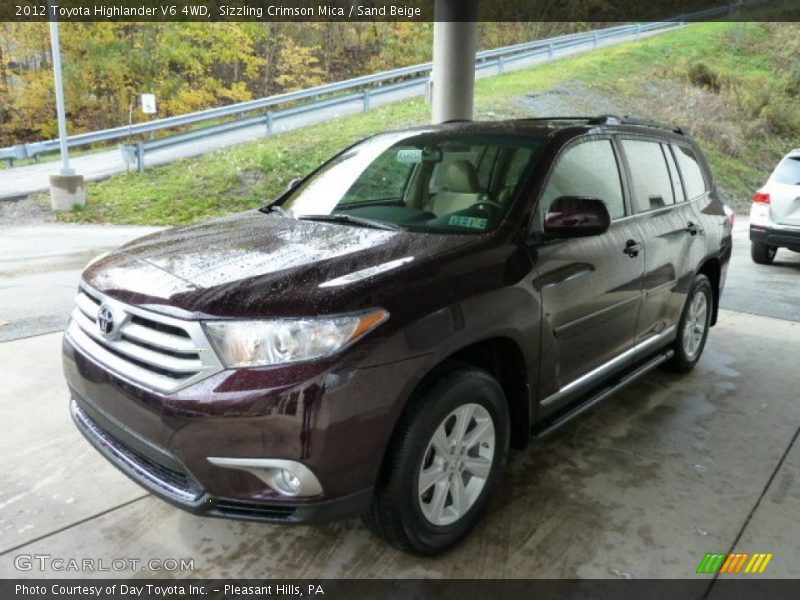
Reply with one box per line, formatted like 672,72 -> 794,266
417,403 -> 495,526
682,290 -> 708,360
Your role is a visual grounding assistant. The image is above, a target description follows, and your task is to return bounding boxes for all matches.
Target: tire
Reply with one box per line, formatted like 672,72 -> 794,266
363,365 -> 510,555
669,274 -> 713,373
751,241 -> 777,265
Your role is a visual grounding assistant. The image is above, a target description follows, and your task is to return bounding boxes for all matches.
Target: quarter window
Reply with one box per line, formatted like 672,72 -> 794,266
621,140 -> 674,213
664,144 -> 686,203
540,139 -> 625,221
673,145 -> 708,199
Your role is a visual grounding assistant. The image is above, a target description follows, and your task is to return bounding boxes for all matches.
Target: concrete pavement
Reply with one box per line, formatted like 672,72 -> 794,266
0,213 -> 798,583
720,219 -> 800,322
0,309 -> 797,582
0,216 -> 798,583
0,224 -> 162,342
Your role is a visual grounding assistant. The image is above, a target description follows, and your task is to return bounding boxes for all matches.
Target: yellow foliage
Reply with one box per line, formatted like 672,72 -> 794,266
0,21 -> 588,146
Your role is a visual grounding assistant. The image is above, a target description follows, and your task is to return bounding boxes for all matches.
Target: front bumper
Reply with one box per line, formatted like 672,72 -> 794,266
70,394 -> 372,524
63,334 -> 426,523
750,224 -> 800,250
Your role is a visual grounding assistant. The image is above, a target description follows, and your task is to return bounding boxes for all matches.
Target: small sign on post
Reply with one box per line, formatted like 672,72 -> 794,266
140,93 -> 157,114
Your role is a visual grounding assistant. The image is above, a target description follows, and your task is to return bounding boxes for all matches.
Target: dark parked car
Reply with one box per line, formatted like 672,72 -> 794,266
64,116 -> 732,554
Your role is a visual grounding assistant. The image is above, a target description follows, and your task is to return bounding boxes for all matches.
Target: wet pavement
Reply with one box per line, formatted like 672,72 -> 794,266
0,217 -> 798,582
0,224 -> 162,342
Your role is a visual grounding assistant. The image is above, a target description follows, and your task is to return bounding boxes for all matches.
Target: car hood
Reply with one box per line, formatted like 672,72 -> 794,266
82,210 -> 476,317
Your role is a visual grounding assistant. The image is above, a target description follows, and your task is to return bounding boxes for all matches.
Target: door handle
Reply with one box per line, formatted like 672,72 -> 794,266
624,239 -> 641,258
685,221 -> 703,236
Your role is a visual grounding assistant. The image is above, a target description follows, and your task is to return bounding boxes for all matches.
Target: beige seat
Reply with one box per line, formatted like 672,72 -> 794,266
426,160 -> 481,216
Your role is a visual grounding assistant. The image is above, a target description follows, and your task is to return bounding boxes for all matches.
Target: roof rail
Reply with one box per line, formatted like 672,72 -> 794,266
589,114 -> 684,135
516,115 -> 684,135
517,116 -> 597,123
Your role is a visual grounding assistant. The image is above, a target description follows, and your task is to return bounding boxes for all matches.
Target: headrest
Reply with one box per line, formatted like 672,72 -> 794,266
444,160 -> 479,194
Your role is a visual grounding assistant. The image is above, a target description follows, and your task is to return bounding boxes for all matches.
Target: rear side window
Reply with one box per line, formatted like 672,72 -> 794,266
621,140 -> 674,213
772,156 -> 800,185
673,145 -> 707,199
540,139 -> 625,220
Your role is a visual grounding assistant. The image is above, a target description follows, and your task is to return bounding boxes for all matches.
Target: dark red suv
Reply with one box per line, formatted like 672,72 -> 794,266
64,116 -> 732,554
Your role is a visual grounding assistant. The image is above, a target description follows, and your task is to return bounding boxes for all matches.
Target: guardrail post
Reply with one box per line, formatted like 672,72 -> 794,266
266,111 -> 274,135
426,71 -> 433,104
548,42 -> 554,60
635,23 -> 642,40
498,56 -> 505,74
363,89 -> 370,112
593,32 -> 599,49
136,142 -> 145,173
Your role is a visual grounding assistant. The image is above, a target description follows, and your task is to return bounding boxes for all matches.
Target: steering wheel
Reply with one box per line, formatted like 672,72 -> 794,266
472,199 -> 505,211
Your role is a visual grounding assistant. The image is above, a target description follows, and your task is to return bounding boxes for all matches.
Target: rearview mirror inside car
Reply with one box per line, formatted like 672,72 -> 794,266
544,196 -> 611,238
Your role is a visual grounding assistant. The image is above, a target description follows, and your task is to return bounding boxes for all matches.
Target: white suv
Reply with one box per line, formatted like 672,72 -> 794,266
750,149 -> 800,264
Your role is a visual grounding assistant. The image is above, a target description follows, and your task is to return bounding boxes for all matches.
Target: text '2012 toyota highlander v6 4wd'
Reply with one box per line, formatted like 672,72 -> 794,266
64,115 -> 732,554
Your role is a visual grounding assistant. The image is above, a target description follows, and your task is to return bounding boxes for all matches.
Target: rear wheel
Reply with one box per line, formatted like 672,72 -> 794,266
363,366 -> 509,555
669,274 -> 712,373
751,241 -> 777,264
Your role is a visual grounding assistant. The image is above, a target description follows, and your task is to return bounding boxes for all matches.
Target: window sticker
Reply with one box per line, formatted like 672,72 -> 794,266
396,148 -> 442,163
448,215 -> 488,230
396,149 -> 424,163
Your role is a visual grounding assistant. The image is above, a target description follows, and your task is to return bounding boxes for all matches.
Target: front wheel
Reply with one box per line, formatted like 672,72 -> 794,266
669,274 -> 713,373
363,366 -> 509,555
751,241 -> 777,264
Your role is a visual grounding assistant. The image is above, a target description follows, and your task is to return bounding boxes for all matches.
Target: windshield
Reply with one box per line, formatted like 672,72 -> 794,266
280,131 -> 545,234
772,156 -> 800,185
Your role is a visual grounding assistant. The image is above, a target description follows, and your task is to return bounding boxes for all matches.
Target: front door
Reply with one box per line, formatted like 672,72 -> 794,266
531,137 -> 645,414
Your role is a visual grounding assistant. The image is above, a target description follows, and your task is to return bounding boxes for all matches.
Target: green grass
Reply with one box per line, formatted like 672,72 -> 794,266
57,22 -> 800,224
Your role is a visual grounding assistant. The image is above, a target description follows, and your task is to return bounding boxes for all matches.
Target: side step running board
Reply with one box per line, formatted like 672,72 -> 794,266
532,349 -> 674,441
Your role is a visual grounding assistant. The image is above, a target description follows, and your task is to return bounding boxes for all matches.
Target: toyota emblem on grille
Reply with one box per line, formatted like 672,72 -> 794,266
97,303 -> 118,339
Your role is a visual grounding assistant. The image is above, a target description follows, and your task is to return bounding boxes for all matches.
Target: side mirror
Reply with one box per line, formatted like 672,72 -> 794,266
286,177 -> 303,193
544,196 -> 611,238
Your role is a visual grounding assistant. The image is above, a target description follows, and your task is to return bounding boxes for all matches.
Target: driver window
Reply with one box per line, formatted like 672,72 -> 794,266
537,139 -> 625,228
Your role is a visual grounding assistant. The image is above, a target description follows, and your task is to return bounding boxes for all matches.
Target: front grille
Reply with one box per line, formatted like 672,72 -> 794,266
66,285 -> 224,393
71,400 -> 204,505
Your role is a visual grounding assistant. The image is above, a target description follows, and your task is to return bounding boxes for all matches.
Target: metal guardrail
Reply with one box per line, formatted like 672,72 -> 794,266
1,4 -> 733,171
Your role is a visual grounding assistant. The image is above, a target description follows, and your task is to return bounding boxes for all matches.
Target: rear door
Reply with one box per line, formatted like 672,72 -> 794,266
618,138 -> 706,343
532,137 -> 645,412
767,154 -> 800,227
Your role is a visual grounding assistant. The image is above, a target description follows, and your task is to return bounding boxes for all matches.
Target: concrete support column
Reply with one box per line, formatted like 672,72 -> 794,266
431,0 -> 478,124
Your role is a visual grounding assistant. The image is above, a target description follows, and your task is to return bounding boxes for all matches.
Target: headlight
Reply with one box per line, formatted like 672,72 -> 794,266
203,309 -> 389,368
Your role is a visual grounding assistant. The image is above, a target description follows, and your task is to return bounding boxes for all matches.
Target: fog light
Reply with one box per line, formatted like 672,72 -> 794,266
281,469 -> 301,494
207,457 -> 323,497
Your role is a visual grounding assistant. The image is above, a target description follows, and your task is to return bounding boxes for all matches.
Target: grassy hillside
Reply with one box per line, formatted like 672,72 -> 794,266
56,22 -> 800,225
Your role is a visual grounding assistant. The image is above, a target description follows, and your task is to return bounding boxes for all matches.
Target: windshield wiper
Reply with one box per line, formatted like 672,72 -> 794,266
259,204 -> 292,217
296,213 -> 404,231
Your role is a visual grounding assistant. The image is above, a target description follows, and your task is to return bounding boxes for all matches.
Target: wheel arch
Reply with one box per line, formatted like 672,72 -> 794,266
394,337 -> 531,453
